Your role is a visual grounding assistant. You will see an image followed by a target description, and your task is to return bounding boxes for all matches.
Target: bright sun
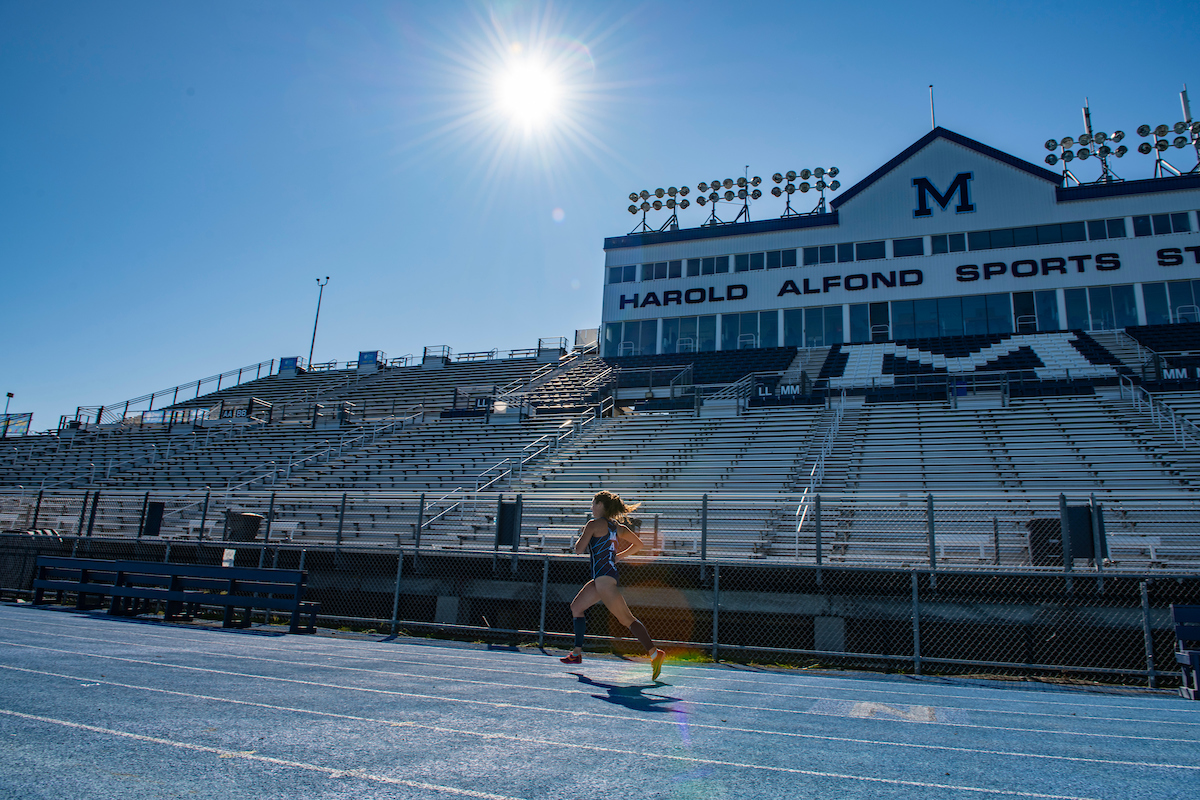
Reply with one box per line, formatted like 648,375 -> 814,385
496,61 -> 561,128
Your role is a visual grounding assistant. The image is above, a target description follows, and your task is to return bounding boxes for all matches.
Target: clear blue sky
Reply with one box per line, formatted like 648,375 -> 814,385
1,0 -> 1195,428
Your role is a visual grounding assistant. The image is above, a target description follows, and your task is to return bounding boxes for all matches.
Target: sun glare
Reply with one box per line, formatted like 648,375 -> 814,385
497,61 -> 561,127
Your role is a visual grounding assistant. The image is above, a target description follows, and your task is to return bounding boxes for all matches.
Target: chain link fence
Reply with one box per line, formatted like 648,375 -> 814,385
2,488 -> 1198,687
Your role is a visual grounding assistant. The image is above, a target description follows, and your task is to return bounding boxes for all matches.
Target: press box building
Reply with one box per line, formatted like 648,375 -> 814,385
599,128 -> 1200,357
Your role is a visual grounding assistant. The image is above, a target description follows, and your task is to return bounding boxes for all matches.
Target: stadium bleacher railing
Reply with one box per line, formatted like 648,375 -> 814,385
64,359 -> 277,429
1119,377 -> 1200,449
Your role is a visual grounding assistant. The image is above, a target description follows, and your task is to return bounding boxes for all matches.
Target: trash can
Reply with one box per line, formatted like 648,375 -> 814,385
224,512 -> 265,542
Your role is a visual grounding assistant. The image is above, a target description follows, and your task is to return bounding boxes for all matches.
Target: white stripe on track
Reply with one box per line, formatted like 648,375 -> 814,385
1,620 -> 1191,728
0,705 -> 1110,800
3,661 -> 1195,773
0,707 -> 529,800
0,640 -> 1186,745
3,609 -> 1179,715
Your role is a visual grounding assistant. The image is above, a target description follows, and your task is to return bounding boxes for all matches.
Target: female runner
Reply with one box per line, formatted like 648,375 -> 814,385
560,490 -> 666,680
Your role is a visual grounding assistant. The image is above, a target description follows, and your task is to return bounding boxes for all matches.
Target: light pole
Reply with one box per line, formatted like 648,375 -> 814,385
308,277 -> 329,367
3,393 -> 11,416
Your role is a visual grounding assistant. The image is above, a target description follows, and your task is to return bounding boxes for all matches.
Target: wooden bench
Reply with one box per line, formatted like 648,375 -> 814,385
32,556 -> 319,634
1171,604 -> 1200,700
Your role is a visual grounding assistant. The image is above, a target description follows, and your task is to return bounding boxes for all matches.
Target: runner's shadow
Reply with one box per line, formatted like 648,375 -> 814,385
568,672 -> 681,713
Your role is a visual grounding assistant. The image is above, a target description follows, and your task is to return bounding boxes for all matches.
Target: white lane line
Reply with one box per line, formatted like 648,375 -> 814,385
0,707 -> 529,799
0,705 -> 1110,800
4,662 -> 1196,773
0,640 -> 1185,745
1,623 -> 1189,727
1,611 -> 1176,715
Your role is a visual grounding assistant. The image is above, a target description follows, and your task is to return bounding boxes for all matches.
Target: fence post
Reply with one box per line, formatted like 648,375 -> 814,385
911,572 -> 922,676
263,492 -> 276,542
390,547 -> 405,635
336,492 -> 347,546
538,556 -> 549,650
1140,580 -> 1156,689
199,489 -> 211,541
86,491 -> 100,537
414,493 -> 426,569
1058,493 -> 1073,592
711,563 -> 720,662
700,494 -> 709,579
814,494 -> 823,567
926,493 -> 936,571
32,490 -> 43,529
992,516 -> 1000,566
1089,493 -> 1104,593
137,492 -> 149,538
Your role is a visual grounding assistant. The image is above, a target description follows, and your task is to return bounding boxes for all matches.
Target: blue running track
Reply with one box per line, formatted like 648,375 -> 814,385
0,604 -> 1197,799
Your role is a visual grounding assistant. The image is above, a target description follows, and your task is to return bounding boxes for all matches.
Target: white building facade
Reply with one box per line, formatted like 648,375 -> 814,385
600,128 -> 1200,357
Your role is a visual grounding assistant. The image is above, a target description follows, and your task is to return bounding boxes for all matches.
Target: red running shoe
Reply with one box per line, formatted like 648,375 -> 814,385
560,653 -> 582,665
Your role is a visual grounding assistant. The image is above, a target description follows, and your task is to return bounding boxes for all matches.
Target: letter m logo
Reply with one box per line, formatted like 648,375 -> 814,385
912,172 -> 974,218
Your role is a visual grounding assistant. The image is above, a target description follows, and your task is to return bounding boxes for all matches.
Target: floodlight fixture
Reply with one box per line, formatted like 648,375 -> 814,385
628,192 -> 639,202
1044,99 -> 1125,185
750,176 -> 762,187
1131,86 -> 1200,175
786,170 -> 797,181
736,177 -> 747,188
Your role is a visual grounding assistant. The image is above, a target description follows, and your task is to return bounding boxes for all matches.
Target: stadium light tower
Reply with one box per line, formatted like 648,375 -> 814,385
770,168 -> 841,216
627,186 -> 690,234
1133,86 -> 1200,177
3,393 -> 11,416
308,277 -> 330,367
695,175 -> 761,226
1043,100 -> 1127,186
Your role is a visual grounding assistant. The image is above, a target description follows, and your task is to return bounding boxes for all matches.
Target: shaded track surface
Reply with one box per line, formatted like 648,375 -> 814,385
0,604 -> 1197,800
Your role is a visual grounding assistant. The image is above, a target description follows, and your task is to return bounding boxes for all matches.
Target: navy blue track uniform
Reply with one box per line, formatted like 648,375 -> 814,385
588,519 -> 621,581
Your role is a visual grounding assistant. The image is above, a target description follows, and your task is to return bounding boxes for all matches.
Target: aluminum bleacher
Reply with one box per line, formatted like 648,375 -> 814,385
3,329 -> 1199,568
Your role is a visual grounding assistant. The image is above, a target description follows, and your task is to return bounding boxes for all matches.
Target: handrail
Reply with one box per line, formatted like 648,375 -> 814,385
74,359 -> 276,425
421,487 -> 465,529
475,458 -> 512,492
794,389 -> 846,556
1119,376 -> 1200,450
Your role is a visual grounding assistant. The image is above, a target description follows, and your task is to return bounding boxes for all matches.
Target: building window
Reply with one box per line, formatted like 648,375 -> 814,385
669,260 -> 682,279
837,242 -> 855,263
605,319 -> 658,356
892,237 -> 924,258
716,255 -> 729,273
1087,218 -> 1127,240
750,252 -> 765,270
687,258 -> 700,277
609,265 -> 637,284
662,314 -> 717,354
642,262 -> 668,281
767,250 -> 781,270
804,245 -> 836,265
734,254 -> 750,272
930,233 -> 966,254
720,310 -> 778,350
856,241 -> 885,261
1129,213 -> 1187,236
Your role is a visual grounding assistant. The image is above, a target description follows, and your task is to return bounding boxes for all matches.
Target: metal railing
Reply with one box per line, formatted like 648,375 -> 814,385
1119,376 -> 1200,449
794,390 -> 846,553
70,359 -> 277,427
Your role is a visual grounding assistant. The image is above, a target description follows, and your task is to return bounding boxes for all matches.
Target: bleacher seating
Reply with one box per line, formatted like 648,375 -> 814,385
603,347 -> 798,386
824,330 -> 1126,390
3,326 -> 1200,567
1125,322 -> 1200,355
